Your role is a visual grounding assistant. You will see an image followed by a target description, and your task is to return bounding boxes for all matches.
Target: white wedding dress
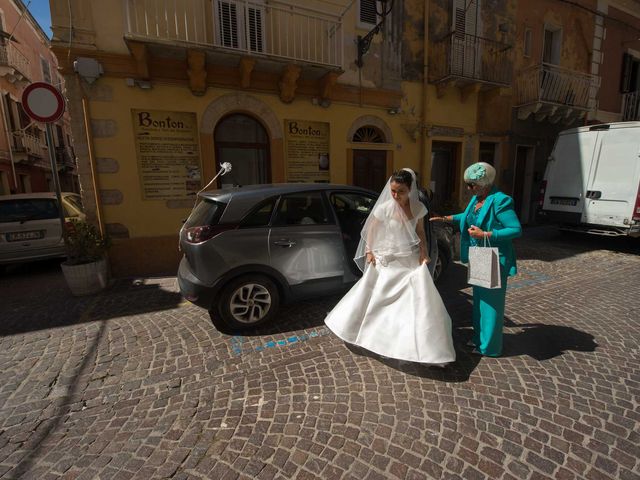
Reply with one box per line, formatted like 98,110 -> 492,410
325,249 -> 456,365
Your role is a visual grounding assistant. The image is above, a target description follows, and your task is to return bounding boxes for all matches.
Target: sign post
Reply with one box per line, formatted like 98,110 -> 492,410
21,82 -> 67,245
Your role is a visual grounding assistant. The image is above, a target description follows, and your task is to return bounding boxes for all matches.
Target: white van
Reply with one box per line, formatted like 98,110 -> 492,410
539,122 -> 640,237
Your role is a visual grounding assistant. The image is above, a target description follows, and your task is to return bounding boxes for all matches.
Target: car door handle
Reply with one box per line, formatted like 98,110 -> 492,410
273,239 -> 296,248
586,190 -> 601,199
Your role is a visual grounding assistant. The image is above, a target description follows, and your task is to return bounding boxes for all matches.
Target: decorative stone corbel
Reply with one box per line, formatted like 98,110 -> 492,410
278,64 -> 301,103
320,71 -> 341,102
126,41 -> 149,79
187,49 -> 207,96
239,57 -> 256,89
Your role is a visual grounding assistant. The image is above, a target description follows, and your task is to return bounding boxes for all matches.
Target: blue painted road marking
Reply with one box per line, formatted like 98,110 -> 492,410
231,327 -> 330,356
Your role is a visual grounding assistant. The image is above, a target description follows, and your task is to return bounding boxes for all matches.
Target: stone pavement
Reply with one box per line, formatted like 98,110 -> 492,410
0,227 -> 638,480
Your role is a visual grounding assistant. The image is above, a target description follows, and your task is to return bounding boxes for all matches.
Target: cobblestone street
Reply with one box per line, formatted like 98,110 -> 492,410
0,227 -> 638,480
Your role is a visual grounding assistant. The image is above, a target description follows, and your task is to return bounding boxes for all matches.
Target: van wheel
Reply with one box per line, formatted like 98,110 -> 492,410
217,275 -> 280,330
434,242 -> 450,283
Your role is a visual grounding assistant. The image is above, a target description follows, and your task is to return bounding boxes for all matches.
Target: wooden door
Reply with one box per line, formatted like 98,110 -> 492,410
353,150 -> 387,192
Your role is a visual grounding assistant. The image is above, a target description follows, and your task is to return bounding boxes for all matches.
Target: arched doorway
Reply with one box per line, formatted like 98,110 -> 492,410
214,114 -> 270,187
352,126 -> 388,192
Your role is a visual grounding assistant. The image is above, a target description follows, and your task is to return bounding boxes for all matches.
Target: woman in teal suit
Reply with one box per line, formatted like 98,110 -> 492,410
431,162 -> 522,357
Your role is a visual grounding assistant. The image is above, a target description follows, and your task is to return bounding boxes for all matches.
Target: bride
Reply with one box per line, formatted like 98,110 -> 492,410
325,168 -> 456,366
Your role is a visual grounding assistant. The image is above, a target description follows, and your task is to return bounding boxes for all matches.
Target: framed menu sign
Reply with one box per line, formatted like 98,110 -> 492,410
284,119 -> 330,183
132,109 -> 202,200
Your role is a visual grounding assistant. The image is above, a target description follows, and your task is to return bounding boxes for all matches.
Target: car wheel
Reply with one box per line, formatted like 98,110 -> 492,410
434,241 -> 450,283
218,275 -> 280,329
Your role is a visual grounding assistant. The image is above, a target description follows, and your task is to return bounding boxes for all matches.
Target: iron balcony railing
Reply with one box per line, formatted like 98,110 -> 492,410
13,131 -> 45,158
124,0 -> 343,68
56,146 -> 76,166
0,43 -> 30,79
430,32 -> 512,86
516,63 -> 597,110
622,91 -> 640,121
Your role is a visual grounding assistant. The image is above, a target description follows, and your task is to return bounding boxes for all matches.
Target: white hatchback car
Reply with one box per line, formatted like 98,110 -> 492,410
0,192 -> 85,265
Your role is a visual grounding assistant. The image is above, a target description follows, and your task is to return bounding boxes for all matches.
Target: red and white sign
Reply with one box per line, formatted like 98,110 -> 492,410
21,82 -> 65,123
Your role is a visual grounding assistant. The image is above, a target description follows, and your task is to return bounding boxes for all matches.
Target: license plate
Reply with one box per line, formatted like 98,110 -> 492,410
550,198 -> 578,206
6,230 -> 45,242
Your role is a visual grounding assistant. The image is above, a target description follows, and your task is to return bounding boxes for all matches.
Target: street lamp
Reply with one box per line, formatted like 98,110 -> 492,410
356,0 -> 395,68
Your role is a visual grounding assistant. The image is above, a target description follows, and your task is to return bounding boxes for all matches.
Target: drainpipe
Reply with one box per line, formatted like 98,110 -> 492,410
0,93 -> 18,191
78,78 -> 104,235
421,0 -> 430,187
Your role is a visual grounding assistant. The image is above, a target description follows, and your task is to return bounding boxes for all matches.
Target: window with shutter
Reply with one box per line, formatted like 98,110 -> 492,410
359,0 -> 377,27
246,6 -> 264,53
217,1 -> 240,49
215,0 -> 264,53
620,53 -> 640,93
41,57 -> 52,83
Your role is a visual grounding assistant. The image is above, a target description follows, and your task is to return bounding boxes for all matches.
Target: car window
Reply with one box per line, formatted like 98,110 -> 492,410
240,198 -> 276,228
272,192 -> 331,226
330,192 -> 376,218
0,199 -> 59,223
184,199 -> 226,228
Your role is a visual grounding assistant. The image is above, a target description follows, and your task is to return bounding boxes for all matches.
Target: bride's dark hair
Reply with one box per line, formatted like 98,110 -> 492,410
390,169 -> 413,188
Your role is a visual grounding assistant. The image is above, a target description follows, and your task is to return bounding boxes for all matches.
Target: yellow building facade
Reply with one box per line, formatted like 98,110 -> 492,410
49,0 -> 513,276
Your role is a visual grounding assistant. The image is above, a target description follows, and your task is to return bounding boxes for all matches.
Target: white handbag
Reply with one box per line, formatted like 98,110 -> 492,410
467,236 -> 501,289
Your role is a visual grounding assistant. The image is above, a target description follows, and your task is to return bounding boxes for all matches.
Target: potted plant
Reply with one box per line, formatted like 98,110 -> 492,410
60,219 -> 112,296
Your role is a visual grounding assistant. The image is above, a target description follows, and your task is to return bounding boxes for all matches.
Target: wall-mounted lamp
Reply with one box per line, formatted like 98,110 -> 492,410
356,0 -> 395,68
125,78 -> 153,90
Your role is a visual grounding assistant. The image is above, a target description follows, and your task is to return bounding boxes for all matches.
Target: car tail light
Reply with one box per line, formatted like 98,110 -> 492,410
537,180 -> 547,207
184,224 -> 236,243
633,182 -> 640,222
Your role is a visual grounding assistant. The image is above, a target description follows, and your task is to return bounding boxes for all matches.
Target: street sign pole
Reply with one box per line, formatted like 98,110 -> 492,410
45,123 -> 67,238
21,82 -> 68,252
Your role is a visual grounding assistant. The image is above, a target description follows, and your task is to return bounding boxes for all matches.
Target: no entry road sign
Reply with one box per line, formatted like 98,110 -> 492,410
21,82 -> 65,123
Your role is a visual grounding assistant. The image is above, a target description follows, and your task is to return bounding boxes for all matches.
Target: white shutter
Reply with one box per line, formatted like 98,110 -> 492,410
215,0 -> 264,52
359,0 -> 377,26
451,0 -> 480,78
246,5 -> 264,53
217,1 -> 240,49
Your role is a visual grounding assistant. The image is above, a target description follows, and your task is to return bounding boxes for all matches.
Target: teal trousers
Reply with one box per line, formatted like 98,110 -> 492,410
471,267 -> 509,357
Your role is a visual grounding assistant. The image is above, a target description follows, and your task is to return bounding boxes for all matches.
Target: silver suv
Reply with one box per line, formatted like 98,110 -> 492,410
178,183 -> 453,329
0,192 -> 85,265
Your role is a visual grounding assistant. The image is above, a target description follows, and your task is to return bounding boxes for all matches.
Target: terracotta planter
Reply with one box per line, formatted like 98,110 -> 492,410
61,257 -> 109,296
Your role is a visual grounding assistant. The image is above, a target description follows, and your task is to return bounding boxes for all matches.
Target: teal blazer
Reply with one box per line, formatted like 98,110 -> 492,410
452,187 -> 522,277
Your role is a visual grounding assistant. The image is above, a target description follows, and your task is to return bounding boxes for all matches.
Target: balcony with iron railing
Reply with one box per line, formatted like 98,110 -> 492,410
430,32 -> 512,95
56,145 -> 76,166
123,0 -> 343,69
0,42 -> 30,82
622,91 -> 640,121
515,63 -> 599,121
12,131 -> 45,159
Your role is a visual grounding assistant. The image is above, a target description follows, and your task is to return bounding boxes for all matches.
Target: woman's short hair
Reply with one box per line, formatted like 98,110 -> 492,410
463,162 -> 496,187
390,170 -> 413,188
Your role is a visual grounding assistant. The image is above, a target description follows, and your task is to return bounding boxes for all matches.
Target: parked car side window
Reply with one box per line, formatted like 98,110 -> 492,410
240,198 -> 276,228
273,192 -> 331,226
